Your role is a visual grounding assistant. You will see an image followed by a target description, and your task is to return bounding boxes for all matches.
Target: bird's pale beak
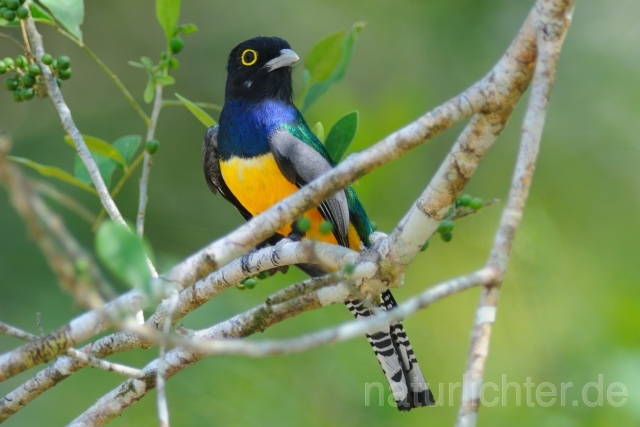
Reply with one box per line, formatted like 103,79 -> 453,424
265,49 -> 299,71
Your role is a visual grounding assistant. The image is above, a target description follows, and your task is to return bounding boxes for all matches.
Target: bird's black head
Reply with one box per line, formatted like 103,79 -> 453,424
225,36 -> 298,103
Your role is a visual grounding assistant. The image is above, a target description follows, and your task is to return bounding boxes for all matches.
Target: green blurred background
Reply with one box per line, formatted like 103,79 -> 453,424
1,0 -> 638,425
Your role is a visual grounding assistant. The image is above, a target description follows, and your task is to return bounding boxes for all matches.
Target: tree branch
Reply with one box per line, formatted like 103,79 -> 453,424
0,240 -> 352,420
23,16 -> 126,227
0,1 -> 575,423
456,1 -> 575,425
67,268 -> 494,426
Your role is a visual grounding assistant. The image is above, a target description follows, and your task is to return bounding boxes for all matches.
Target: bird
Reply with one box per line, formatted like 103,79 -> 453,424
202,36 -> 435,411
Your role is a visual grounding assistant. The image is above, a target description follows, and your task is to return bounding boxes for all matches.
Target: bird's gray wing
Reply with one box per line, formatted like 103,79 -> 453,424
268,128 -> 350,247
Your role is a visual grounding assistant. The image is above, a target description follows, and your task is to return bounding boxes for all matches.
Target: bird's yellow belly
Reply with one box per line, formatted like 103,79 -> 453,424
220,153 -> 336,244
220,153 -> 362,251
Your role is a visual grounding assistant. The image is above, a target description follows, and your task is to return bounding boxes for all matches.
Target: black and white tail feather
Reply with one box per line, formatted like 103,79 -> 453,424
345,290 -> 435,410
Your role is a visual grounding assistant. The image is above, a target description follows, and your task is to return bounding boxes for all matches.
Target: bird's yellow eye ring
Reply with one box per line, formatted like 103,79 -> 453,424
241,49 -> 258,66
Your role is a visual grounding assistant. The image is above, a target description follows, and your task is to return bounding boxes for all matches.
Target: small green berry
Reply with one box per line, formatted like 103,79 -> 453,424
420,240 -> 430,251
256,271 -> 270,280
236,283 -> 246,290
20,87 -> 34,100
27,64 -> 41,76
145,139 -> 160,155
2,57 -> 14,69
5,0 -> 20,10
319,220 -> 334,235
56,55 -> 71,70
296,217 -> 311,233
2,9 -> 15,21
459,194 -> 472,206
41,53 -> 53,65
19,0 -> 27,4
441,232 -> 453,242
437,219 -> 455,235
20,74 -> 35,87
169,37 -> 184,54
16,4 -> 27,19
4,77 -> 18,90
0,60 -> 6,74
11,88 -> 22,102
58,67 -> 72,80
14,55 -> 27,68
56,78 -> 62,87
168,57 -> 180,69
243,278 -> 257,289
469,197 -> 484,210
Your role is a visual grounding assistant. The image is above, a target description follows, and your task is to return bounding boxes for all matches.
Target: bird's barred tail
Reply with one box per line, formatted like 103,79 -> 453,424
345,290 -> 435,411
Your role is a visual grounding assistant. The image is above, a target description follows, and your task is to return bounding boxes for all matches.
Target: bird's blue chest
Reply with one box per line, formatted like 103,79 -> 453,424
218,99 -> 297,159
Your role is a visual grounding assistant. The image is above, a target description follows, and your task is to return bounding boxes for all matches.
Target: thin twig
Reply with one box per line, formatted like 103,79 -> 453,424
23,17 -> 127,226
156,288 -> 179,427
56,29 -> 151,125
0,32 -> 26,50
32,180 -> 97,224
137,82 -> 163,238
0,321 -> 146,379
0,321 -> 36,341
92,151 -> 146,231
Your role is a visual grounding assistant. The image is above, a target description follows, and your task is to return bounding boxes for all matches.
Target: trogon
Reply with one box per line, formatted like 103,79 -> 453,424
202,36 -> 435,410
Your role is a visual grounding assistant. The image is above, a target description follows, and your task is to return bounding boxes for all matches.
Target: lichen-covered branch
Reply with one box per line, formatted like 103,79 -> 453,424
68,267 -> 493,426
0,240 -> 353,420
456,2 -> 575,426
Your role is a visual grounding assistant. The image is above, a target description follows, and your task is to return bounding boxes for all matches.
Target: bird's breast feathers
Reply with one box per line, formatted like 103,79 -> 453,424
219,152 -> 362,248
219,152 -> 298,216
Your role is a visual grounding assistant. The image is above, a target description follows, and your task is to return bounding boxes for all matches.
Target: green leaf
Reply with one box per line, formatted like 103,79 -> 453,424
95,221 -> 152,292
300,22 -> 365,112
113,135 -> 142,167
154,74 -> 175,86
304,31 -> 345,82
175,93 -> 217,127
156,0 -> 181,43
73,153 -> 116,188
311,122 -> 325,142
177,23 -> 198,34
144,76 -> 154,104
324,111 -> 358,163
140,56 -> 154,68
64,135 -> 126,168
29,3 -> 55,24
8,156 -> 97,194
127,61 -> 145,69
40,0 -> 84,40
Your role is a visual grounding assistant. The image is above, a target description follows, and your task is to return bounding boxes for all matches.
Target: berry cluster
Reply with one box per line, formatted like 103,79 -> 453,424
421,194 -> 489,251
0,0 -> 28,23
1,53 -> 72,102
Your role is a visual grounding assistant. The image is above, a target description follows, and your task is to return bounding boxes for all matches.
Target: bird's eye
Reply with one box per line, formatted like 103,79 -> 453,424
241,49 -> 258,66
